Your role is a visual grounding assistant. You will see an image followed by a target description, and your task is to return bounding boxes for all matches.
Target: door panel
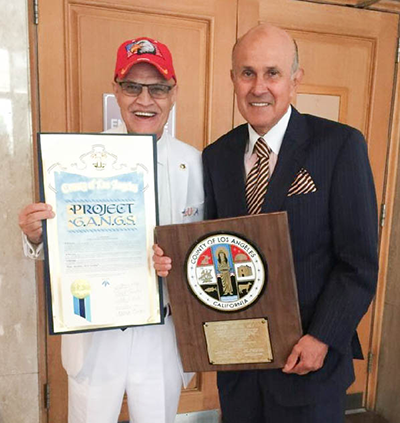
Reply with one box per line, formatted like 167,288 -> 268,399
38,0 -> 237,421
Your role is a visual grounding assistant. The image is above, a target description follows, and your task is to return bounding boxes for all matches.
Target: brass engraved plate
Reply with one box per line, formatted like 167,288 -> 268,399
203,318 -> 273,365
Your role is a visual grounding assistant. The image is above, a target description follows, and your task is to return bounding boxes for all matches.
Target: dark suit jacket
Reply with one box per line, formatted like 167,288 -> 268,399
202,107 -> 379,406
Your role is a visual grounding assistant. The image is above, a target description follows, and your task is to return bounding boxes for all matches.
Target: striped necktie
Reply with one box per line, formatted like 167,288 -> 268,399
245,137 -> 272,215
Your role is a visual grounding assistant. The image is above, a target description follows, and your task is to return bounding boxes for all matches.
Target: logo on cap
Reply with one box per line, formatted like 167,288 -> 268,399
115,37 -> 176,82
125,39 -> 163,59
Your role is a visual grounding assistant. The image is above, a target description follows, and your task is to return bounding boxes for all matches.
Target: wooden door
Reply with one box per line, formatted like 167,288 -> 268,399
37,0 -> 237,421
237,0 -> 398,410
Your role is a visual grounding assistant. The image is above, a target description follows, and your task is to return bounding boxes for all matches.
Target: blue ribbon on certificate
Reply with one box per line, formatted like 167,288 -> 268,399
73,296 -> 92,321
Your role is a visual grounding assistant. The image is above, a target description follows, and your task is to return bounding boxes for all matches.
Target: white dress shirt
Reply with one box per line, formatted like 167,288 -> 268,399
244,106 -> 292,176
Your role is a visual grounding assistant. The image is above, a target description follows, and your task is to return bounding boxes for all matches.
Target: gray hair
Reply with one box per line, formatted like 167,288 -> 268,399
291,39 -> 299,75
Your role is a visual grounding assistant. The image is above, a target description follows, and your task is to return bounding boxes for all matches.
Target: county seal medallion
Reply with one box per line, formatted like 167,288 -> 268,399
186,233 -> 266,311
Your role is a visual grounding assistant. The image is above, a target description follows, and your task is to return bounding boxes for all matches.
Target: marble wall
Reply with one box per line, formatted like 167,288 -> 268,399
0,1 -> 40,422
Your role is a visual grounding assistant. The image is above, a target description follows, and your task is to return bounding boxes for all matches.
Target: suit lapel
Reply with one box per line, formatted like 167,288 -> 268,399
222,124 -> 248,216
261,108 -> 312,213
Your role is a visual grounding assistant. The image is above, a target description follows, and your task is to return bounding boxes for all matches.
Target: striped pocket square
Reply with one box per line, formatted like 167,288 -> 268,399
288,168 -> 317,196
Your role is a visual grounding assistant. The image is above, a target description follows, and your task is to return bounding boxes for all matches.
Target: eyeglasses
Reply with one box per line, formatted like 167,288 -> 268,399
117,81 -> 175,99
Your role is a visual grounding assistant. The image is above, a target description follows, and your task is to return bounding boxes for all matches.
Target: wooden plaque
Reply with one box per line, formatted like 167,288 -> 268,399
155,212 -> 303,372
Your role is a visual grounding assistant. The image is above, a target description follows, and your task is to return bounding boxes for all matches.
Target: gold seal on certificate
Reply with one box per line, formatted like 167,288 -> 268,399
70,279 -> 91,299
38,133 -> 162,334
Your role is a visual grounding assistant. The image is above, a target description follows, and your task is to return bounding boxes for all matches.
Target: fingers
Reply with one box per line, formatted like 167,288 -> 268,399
287,358 -> 319,376
156,269 -> 170,277
19,202 -> 51,216
152,243 -> 165,256
282,345 -> 301,373
18,203 -> 55,244
152,243 -> 172,277
18,203 -> 55,226
282,335 -> 328,376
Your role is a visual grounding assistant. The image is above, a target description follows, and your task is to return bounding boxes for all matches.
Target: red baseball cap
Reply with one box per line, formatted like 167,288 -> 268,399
114,37 -> 176,82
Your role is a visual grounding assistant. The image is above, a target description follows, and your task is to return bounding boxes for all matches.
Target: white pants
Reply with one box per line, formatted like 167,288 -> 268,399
67,316 -> 183,423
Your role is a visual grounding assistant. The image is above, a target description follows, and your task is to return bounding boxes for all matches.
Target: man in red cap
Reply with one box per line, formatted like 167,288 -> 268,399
18,37 -> 204,423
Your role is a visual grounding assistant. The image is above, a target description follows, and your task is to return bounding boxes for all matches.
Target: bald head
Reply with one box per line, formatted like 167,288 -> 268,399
230,23 -> 303,135
232,24 -> 299,75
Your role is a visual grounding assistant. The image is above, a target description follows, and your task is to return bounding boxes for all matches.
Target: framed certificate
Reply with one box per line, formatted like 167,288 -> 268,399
38,133 -> 162,334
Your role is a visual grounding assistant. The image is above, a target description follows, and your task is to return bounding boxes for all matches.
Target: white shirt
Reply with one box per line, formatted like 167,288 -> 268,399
244,106 -> 292,176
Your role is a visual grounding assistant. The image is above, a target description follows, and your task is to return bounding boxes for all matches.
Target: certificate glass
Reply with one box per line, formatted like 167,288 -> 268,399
38,133 -> 161,334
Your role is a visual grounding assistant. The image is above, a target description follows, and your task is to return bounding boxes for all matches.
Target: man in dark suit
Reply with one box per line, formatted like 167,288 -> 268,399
200,23 -> 378,423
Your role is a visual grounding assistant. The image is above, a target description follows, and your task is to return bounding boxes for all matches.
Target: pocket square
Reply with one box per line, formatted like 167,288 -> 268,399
288,168 -> 317,196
